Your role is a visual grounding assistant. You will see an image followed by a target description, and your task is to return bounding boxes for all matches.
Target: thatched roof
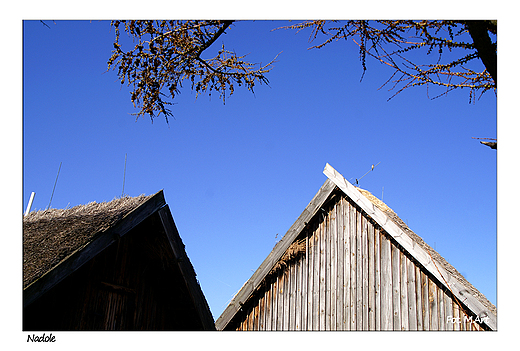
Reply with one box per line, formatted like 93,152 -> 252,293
23,191 -> 216,330
23,194 -> 153,288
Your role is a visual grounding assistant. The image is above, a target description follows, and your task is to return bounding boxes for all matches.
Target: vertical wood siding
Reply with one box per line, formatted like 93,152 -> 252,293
232,193 -> 487,331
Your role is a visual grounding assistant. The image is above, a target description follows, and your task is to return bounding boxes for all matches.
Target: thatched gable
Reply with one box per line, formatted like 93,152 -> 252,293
23,191 -> 215,331
23,194 -> 152,289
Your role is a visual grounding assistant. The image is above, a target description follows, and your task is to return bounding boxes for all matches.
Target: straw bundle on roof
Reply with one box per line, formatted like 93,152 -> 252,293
269,238 -> 306,276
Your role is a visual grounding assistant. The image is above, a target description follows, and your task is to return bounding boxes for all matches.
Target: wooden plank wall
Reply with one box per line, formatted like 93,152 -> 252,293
233,194 -> 486,331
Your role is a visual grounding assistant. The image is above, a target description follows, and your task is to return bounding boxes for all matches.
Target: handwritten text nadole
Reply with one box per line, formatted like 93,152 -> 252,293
27,333 -> 56,342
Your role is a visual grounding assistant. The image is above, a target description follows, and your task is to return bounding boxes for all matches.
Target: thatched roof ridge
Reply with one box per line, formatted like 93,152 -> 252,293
356,187 -> 497,317
23,194 -> 153,288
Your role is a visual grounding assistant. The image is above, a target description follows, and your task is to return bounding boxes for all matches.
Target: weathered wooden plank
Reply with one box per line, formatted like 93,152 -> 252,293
400,252 -> 409,330
335,200 -> 344,330
295,258 -> 302,330
313,221 -> 320,330
329,211 -> 334,330
461,309 -> 468,331
283,269 -> 290,330
343,199 -> 351,330
406,259 -> 417,330
257,293 -> 263,330
355,210 -> 363,330
252,304 -> 257,330
330,205 -> 337,330
245,305 -> 252,331
451,296 -> 458,331
242,312 -> 248,330
289,264 -> 296,330
240,312 -> 245,330
319,219 -> 326,330
264,285 -> 269,330
362,216 -> 369,330
265,285 -> 270,330
429,280 -> 438,330
281,269 -> 287,331
302,236 -> 308,330
279,272 -> 285,330
380,232 -> 392,330
438,287 -> 445,330
249,301 -> 255,330
255,300 -> 261,330
248,301 -> 254,330
272,276 -> 278,330
277,272 -> 283,331
264,282 -> 271,330
368,222 -> 375,330
244,306 -> 249,330
350,204 -> 357,330
445,292 -> 453,331
374,227 -> 381,331
391,245 -> 401,330
285,267 -> 290,330
325,211 -> 332,331
257,291 -> 263,330
307,228 -> 314,330
421,272 -> 430,330
271,276 -> 278,330
415,266 -> 423,330
264,285 -> 270,330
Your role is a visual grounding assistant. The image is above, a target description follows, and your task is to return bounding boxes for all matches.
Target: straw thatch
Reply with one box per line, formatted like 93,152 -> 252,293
269,238 -> 306,276
23,194 -> 152,289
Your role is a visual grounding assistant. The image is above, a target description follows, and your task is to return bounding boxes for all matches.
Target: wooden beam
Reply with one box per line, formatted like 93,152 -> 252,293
323,163 -> 496,330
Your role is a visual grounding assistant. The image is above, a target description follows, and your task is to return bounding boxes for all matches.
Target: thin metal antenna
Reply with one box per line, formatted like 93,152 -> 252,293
47,162 -> 62,210
355,161 -> 381,185
121,153 -> 127,197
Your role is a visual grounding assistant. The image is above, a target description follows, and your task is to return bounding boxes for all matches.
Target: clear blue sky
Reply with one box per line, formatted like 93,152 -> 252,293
22,20 -> 496,320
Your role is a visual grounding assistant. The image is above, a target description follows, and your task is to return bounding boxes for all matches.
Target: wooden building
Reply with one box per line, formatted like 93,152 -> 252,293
216,164 -> 496,331
23,190 -> 215,331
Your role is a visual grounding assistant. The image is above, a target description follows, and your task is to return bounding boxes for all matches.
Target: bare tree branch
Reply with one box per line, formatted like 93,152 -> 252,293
107,20 -> 275,122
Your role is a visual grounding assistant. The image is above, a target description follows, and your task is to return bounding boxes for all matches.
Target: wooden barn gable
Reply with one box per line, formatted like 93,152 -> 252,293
216,164 -> 496,331
23,190 -> 214,331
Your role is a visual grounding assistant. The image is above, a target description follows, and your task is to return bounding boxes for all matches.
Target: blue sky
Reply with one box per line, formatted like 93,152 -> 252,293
22,19 -> 497,321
